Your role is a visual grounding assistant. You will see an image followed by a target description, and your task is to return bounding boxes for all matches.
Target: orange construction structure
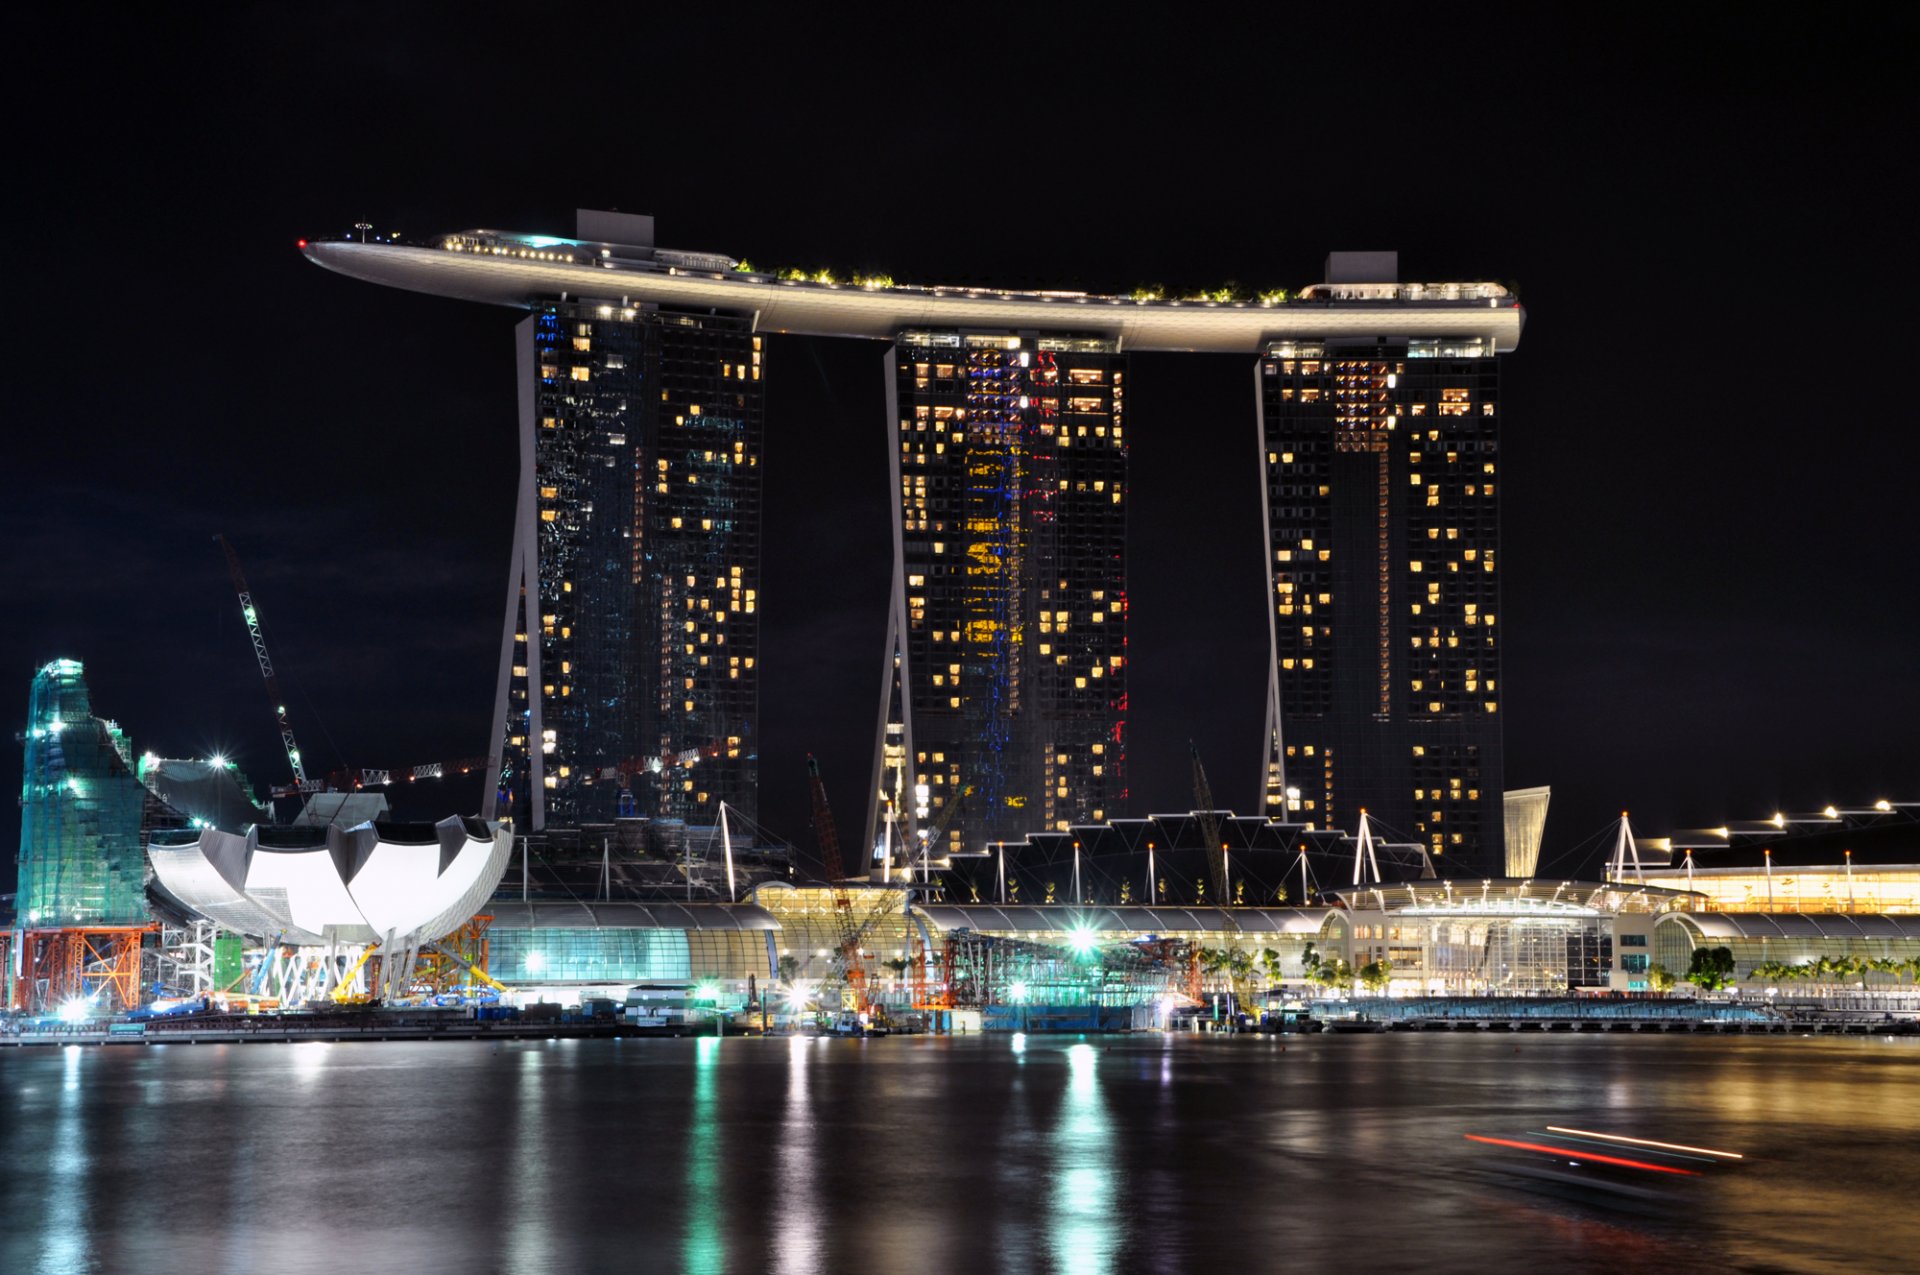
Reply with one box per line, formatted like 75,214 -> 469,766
413,914 -> 497,993
11,924 -> 157,1015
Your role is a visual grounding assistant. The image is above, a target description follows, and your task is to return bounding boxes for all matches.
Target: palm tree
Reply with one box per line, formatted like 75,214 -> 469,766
1311,956 -> 1354,994
1358,959 -> 1393,995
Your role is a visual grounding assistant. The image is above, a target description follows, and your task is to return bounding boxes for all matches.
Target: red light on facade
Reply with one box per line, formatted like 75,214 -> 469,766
297,239 -> 308,249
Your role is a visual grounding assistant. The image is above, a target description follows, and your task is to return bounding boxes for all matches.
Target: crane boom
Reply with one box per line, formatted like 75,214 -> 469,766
806,754 -> 845,881
215,534 -> 312,795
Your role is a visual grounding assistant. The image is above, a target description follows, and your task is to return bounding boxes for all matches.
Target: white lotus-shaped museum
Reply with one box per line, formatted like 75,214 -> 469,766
148,816 -> 513,951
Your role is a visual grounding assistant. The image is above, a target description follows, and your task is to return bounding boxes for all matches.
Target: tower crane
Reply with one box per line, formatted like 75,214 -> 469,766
215,535 -> 315,801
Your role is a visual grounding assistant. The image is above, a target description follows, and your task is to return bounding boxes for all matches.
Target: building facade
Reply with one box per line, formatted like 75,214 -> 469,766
1259,255 -> 1508,875
869,330 -> 1128,865
489,236 -> 764,831
307,224 -> 1523,854
16,660 -> 150,926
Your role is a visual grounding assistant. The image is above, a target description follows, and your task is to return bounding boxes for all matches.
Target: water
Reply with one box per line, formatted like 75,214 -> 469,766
3,1032 -> 1915,1274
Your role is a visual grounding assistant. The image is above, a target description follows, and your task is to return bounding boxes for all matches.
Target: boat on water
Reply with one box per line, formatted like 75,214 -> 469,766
1323,1017 -> 1389,1034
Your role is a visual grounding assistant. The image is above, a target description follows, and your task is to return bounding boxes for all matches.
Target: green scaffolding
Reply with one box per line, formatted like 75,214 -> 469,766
16,659 -> 149,926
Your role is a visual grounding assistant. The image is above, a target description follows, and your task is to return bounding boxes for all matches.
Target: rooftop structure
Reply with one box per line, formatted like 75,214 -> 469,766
141,756 -> 271,833
934,808 -> 1433,909
302,226 -> 1524,353
1624,798 -> 1920,913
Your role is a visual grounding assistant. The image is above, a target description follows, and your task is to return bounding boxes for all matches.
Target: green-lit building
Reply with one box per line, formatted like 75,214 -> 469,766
16,660 -> 150,926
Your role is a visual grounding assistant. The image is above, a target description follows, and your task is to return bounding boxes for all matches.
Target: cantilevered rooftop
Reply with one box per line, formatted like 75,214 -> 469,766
301,213 -> 1525,353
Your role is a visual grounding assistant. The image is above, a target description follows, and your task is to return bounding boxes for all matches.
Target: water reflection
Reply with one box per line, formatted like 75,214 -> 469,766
4,1035 -> 1919,1273
1049,1043 -> 1117,1275
773,1036 -> 819,1275
37,1048 -> 90,1275
683,1036 -> 725,1274
503,1047 -> 551,1272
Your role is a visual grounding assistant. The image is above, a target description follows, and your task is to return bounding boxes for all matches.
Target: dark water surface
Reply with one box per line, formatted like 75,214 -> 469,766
3,1032 -> 1915,1273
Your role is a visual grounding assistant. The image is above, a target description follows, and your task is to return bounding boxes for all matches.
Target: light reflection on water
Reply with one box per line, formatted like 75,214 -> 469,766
682,1036 -> 724,1275
3,1033 -> 1919,1274
772,1037 -> 818,1275
504,1045 -> 550,1273
35,1048 -> 87,1275
1049,1043 -> 1116,1275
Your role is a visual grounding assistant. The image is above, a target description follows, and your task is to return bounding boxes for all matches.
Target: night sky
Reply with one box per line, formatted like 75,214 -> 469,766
6,6 -> 1916,887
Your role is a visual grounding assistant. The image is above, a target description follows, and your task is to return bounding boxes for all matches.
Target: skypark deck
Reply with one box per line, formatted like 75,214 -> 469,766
302,230 -> 1525,353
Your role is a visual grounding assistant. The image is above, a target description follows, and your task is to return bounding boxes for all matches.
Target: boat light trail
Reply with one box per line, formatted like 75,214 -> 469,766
1463,1135 -> 1699,1175
1545,1127 -> 1743,1160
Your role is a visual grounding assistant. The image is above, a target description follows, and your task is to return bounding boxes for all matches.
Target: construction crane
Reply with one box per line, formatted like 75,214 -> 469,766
215,535 -> 315,801
806,754 -> 845,881
217,536 -> 492,809
351,756 -> 494,789
911,784 -> 972,885
1191,742 -> 1227,903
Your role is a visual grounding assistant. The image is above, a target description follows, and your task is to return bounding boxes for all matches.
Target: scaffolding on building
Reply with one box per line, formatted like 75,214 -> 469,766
17,660 -> 151,928
937,930 -> 1190,1011
151,920 -> 220,999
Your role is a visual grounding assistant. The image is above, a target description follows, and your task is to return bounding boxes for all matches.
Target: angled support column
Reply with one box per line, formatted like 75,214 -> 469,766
484,316 -> 546,829
1254,358 -> 1289,816
864,343 -> 916,877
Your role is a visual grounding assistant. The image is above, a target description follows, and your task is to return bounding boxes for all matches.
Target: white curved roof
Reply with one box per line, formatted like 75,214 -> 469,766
148,817 -> 513,948
1661,912 -> 1920,941
914,903 -> 1330,936
303,241 -> 1525,354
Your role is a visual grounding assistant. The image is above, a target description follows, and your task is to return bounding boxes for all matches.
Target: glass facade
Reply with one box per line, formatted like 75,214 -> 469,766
1643,867 -> 1920,914
1655,915 -> 1920,984
489,926 -> 771,983
1261,339 -> 1504,873
1340,914 -> 1611,994
755,886 -> 918,983
499,302 -> 764,830
16,660 -> 150,926
886,331 -> 1128,856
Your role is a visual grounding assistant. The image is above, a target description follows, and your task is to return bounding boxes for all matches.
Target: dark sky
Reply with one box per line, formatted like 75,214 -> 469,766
5,5 -> 1916,886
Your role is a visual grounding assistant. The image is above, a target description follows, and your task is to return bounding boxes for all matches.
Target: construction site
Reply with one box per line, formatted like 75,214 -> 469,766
2,637 -> 1339,1037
